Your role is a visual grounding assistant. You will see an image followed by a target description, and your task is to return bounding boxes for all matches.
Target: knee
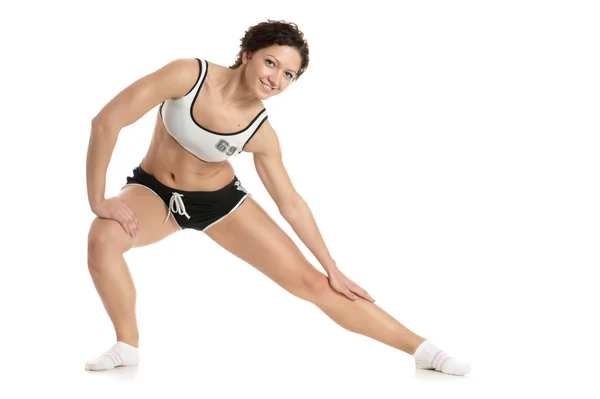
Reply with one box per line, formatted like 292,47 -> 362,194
291,268 -> 331,301
87,218 -> 132,265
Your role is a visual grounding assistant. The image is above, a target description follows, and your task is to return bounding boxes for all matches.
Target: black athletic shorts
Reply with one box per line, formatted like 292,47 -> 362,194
123,165 -> 250,231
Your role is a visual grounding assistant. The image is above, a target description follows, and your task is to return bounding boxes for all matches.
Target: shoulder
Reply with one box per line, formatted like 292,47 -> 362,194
159,58 -> 203,98
153,57 -> 200,79
132,57 -> 203,100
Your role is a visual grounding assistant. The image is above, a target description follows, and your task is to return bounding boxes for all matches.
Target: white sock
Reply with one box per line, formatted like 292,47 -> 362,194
85,341 -> 140,371
413,340 -> 471,376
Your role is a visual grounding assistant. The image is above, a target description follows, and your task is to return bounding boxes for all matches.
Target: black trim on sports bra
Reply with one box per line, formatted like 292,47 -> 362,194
242,116 -> 269,151
184,58 -> 203,97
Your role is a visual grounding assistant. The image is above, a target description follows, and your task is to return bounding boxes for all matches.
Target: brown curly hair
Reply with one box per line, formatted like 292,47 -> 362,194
230,20 -> 310,81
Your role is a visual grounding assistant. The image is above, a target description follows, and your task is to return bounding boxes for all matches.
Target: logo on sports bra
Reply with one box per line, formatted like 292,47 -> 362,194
215,139 -> 238,156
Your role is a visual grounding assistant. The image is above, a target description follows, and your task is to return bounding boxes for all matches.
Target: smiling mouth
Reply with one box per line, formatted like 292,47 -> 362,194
260,80 -> 276,92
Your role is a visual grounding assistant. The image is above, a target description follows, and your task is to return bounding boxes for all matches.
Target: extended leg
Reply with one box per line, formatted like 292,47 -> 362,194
308,277 -> 426,354
204,197 -> 471,375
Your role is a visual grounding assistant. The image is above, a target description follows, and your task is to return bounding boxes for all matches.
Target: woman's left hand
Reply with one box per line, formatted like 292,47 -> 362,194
327,268 -> 375,302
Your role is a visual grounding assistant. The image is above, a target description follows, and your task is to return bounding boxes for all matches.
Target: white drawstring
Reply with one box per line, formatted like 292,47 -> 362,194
166,192 -> 191,222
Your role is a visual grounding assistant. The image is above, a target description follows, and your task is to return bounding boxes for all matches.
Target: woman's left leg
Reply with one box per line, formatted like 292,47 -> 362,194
203,196 -> 426,355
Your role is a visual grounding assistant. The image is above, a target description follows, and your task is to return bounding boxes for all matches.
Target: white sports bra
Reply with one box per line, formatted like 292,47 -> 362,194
159,58 -> 268,163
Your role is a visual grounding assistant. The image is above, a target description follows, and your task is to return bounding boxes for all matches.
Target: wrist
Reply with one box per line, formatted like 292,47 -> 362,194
322,259 -> 338,273
90,197 -> 105,211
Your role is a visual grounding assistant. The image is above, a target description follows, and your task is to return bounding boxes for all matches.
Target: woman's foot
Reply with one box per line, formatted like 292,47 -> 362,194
85,341 -> 140,371
413,340 -> 471,376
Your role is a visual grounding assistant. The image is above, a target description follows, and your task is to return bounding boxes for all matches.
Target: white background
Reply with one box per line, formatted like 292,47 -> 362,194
1,0 -> 599,398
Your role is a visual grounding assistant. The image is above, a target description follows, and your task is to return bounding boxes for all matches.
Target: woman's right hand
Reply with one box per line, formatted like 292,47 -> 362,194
92,197 -> 140,238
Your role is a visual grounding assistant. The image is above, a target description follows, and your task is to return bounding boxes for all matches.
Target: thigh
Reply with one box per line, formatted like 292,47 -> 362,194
203,196 -> 323,291
89,184 -> 180,252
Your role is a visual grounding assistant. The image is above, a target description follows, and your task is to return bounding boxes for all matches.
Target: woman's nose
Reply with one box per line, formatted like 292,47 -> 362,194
267,73 -> 281,88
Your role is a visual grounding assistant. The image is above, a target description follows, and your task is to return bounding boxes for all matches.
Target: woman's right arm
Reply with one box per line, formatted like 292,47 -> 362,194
86,58 -> 199,213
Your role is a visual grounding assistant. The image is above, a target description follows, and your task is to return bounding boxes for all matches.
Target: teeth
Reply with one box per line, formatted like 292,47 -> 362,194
262,82 -> 274,91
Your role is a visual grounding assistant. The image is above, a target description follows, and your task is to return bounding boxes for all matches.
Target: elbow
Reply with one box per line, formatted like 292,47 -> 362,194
90,117 -> 120,137
279,194 -> 303,220
91,116 -> 112,131
91,117 -> 107,134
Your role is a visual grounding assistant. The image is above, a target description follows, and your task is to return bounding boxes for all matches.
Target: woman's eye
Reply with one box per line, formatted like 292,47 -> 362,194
266,59 -> 274,66
286,72 -> 293,79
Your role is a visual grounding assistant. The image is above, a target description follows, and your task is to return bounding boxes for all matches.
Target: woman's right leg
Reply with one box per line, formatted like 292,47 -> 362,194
87,184 -> 180,350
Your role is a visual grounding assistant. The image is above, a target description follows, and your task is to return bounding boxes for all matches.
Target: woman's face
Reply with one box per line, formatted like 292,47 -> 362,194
243,45 -> 302,100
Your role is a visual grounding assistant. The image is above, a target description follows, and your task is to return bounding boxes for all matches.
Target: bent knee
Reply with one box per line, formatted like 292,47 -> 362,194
88,218 -> 133,260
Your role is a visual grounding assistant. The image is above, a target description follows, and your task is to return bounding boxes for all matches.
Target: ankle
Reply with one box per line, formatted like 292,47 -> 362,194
409,337 -> 428,355
116,335 -> 139,348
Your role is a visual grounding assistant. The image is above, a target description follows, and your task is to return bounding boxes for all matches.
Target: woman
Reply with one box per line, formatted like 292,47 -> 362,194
85,19 -> 471,376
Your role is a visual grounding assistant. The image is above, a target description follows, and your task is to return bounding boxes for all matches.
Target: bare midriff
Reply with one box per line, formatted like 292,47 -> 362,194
140,111 -> 237,192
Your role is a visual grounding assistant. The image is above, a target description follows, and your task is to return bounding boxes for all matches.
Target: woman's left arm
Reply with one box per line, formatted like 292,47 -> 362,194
249,121 -> 375,302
